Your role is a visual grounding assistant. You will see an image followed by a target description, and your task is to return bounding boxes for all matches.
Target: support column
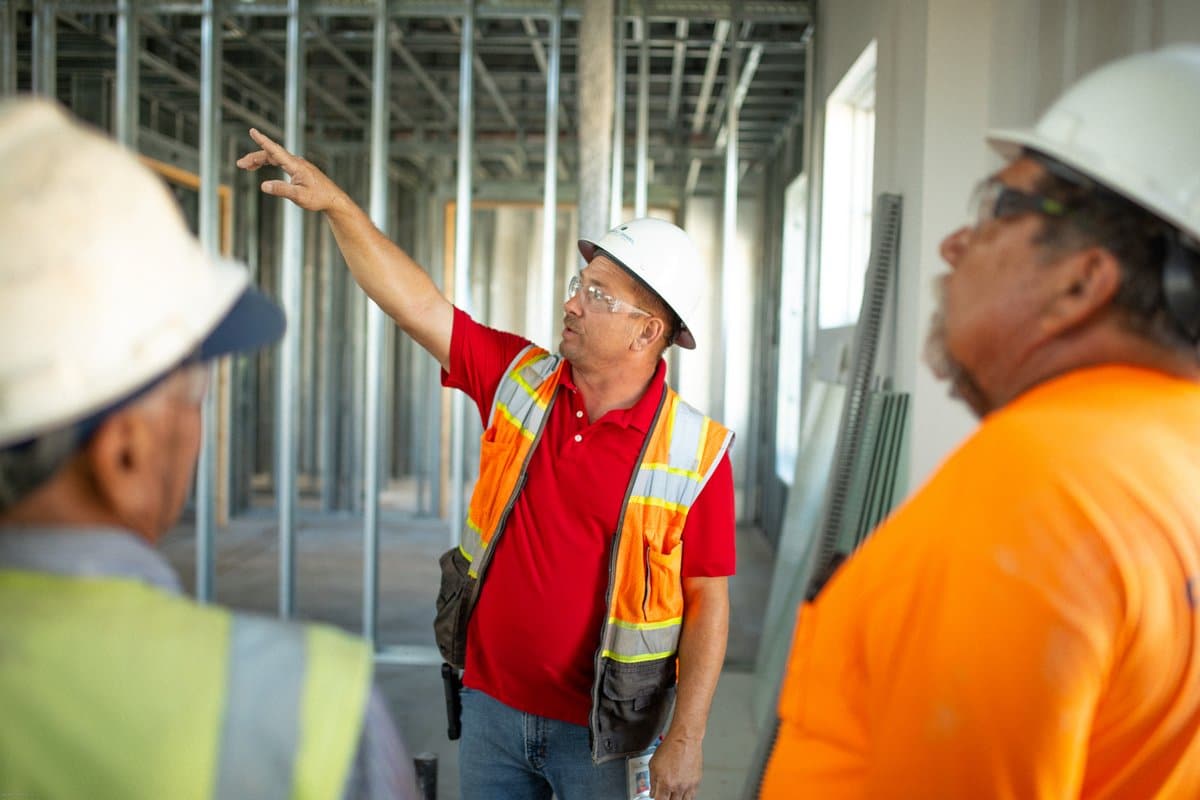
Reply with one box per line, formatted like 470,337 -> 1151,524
578,0 -> 613,238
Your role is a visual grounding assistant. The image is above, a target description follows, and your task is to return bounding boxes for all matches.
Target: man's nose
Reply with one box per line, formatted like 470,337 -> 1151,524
939,226 -> 971,269
563,291 -> 582,315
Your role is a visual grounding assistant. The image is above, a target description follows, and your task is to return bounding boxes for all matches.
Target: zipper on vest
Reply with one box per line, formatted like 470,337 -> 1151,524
589,385 -> 669,762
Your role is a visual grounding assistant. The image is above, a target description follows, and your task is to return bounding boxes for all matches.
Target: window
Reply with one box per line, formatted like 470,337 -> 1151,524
818,41 -> 876,329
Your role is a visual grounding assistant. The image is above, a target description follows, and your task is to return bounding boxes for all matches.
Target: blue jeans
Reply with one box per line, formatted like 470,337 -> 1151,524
459,687 -> 628,800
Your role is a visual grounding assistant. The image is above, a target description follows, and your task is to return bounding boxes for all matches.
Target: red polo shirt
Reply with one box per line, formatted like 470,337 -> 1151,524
442,308 -> 736,726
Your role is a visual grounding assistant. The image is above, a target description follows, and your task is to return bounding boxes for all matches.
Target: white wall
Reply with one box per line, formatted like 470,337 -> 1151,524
814,0 -> 1200,493
681,194 -> 763,516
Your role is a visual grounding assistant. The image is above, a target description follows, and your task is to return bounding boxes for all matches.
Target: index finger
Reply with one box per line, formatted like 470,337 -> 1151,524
248,127 -> 301,172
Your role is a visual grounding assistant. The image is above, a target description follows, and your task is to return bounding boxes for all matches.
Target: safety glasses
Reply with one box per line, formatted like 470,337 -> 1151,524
969,178 -> 1068,230
566,274 -> 651,316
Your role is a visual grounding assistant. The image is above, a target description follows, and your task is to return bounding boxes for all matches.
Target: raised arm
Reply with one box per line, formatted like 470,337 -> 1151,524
237,128 -> 453,370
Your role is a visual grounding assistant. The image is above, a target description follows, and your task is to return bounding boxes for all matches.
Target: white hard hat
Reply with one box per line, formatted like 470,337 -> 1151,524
577,218 -> 704,349
0,98 -> 284,448
987,45 -> 1200,242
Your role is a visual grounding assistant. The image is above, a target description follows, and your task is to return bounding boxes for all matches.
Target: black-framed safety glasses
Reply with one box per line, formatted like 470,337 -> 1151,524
969,177 -> 1068,230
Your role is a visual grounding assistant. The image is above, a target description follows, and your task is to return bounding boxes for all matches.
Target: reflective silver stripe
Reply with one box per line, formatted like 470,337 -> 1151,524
459,524 -> 486,577
214,615 -> 306,800
466,346 -> 562,565
600,617 -> 683,662
667,399 -> 707,474
518,354 -> 560,389
630,467 -> 700,510
630,400 -> 720,510
488,345 -> 560,432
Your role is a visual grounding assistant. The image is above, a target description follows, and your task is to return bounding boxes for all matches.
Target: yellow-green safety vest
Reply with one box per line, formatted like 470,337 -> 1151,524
0,568 -> 371,799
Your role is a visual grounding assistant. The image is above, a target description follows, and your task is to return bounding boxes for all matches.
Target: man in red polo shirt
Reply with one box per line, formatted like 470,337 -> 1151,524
239,135 -> 736,800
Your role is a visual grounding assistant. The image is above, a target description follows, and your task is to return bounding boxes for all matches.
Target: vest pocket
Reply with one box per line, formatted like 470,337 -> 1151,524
643,545 -> 684,621
433,547 -> 474,669
595,657 -> 677,758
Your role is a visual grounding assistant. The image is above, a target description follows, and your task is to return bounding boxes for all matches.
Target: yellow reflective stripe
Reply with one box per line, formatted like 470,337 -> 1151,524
457,543 -> 475,563
628,495 -> 687,514
495,402 -> 538,441
512,366 -> 550,409
601,649 -> 677,663
607,616 -> 683,631
639,462 -> 704,482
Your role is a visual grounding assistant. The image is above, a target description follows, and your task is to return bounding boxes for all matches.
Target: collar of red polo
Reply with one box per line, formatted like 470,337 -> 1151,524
559,358 -> 667,433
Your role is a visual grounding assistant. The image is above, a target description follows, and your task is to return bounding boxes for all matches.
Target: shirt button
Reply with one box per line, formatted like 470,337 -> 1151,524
575,410 -> 583,418
574,434 -> 583,443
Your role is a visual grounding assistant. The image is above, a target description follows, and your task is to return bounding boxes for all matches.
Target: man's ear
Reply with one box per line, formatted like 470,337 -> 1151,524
631,316 -> 667,352
83,409 -> 158,533
1042,246 -> 1122,337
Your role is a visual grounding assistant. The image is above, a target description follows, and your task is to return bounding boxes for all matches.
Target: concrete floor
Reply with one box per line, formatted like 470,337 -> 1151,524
160,513 -> 774,799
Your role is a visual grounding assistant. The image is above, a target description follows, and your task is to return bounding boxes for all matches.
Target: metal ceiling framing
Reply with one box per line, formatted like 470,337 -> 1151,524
8,0 -> 808,196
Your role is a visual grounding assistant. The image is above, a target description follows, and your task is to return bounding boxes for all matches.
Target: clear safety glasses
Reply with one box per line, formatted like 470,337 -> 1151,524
566,274 -> 651,317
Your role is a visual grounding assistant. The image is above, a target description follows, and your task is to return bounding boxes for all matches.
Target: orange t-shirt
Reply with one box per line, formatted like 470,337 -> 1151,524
763,366 -> 1200,799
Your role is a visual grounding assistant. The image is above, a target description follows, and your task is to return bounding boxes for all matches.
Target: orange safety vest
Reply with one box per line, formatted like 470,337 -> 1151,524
434,344 -> 732,763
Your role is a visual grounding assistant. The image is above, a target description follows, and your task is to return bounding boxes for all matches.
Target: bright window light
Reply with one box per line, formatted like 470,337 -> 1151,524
819,40 -> 876,329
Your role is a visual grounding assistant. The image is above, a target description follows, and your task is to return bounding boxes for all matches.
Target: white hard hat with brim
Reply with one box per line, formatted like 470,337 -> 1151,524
986,45 -> 1200,243
0,98 -> 285,448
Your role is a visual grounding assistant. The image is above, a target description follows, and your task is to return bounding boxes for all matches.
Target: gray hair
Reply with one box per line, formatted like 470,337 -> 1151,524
0,426 -> 86,513
1028,150 -> 1200,353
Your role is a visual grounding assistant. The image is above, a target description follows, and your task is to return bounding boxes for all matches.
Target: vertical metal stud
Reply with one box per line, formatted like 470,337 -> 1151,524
449,0 -> 475,547
713,10 -> 739,423
32,1 -> 56,99
608,0 -> 624,226
363,0 -> 391,645
277,0 -> 306,618
317,223 -> 337,513
195,0 -> 222,603
634,5 -> 648,218
1,0 -> 17,97
539,3 -> 561,347
115,0 -> 138,147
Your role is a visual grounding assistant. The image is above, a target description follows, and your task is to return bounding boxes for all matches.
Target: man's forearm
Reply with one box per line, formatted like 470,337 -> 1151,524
325,196 -> 453,369
667,576 -> 729,742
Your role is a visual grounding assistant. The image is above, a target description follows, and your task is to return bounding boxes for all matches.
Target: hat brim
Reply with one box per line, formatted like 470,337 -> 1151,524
198,277 -> 286,360
987,127 -> 1200,242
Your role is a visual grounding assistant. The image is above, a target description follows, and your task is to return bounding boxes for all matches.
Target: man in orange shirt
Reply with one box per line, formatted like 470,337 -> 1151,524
763,46 -> 1200,798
